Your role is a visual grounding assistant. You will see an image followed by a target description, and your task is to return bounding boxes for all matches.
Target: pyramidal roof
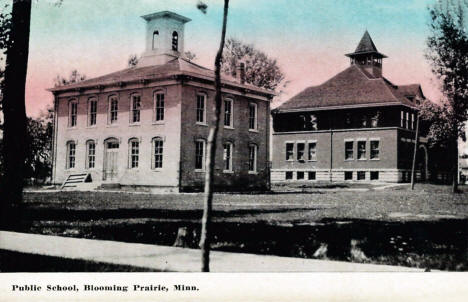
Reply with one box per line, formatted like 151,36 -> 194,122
346,31 -> 387,58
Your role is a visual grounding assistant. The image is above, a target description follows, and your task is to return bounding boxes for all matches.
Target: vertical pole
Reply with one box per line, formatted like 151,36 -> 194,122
411,113 -> 420,190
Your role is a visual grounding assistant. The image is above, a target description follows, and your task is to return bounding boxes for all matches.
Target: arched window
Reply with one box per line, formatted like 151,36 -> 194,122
88,97 -> 97,126
128,138 -> 139,168
130,93 -> 141,124
68,99 -> 78,127
66,141 -> 76,169
154,91 -> 165,122
248,144 -> 258,173
152,30 -> 159,50
152,137 -> 164,169
108,95 -> 118,124
172,31 -> 179,51
86,140 -> 96,169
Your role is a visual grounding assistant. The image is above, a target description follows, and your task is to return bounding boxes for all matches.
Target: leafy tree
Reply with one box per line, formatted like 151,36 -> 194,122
221,37 -> 286,91
184,51 -> 196,62
0,0 -> 32,228
424,0 -> 468,192
54,69 -> 86,87
198,0 -> 229,272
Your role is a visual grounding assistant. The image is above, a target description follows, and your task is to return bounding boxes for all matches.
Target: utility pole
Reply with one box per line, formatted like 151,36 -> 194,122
410,113 -> 420,190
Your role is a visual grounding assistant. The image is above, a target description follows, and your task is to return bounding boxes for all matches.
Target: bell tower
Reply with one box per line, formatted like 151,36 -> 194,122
138,11 -> 191,67
345,31 -> 387,78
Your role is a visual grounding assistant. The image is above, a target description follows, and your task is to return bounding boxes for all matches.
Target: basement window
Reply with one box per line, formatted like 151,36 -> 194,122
370,171 -> 379,180
285,171 -> 293,180
344,171 -> 353,180
297,171 -> 305,180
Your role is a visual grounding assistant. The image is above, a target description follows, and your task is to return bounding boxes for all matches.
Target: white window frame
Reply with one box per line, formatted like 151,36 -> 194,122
195,139 -> 206,172
223,142 -> 233,173
128,138 -> 139,169
152,137 -> 164,169
370,139 -> 380,160
154,91 -> 165,123
308,140 -> 317,161
87,98 -> 97,127
196,94 -> 207,125
401,110 -> 405,128
108,95 -> 119,124
248,144 -> 258,173
224,98 -> 234,128
285,142 -> 294,161
86,140 -> 96,169
406,112 -> 410,129
68,100 -> 78,128
357,140 -> 367,160
345,140 -> 354,161
297,142 -> 305,161
130,94 -> 141,124
66,141 -> 76,169
248,102 -> 258,131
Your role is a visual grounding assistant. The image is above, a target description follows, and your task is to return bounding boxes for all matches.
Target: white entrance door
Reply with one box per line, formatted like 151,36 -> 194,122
104,141 -> 119,181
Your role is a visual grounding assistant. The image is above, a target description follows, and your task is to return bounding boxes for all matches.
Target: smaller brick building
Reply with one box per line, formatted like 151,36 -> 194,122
271,31 -> 428,183
50,11 -> 274,191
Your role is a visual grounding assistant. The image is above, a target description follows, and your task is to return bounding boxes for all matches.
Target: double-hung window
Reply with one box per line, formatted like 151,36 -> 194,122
248,144 -> 257,173
109,96 -> 118,124
86,141 -> 96,169
297,143 -> 305,161
249,103 -> 257,130
153,138 -> 164,169
224,99 -> 233,127
286,143 -> 294,161
195,140 -> 205,170
69,100 -> 78,127
129,139 -> 139,168
154,92 -> 165,122
357,141 -> 366,160
308,142 -> 317,161
370,140 -> 380,160
67,142 -> 76,169
223,142 -> 233,172
88,98 -> 97,126
196,94 -> 206,124
345,141 -> 354,160
131,94 -> 141,123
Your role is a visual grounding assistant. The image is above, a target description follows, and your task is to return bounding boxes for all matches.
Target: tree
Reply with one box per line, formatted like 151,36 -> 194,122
425,0 -> 468,192
221,37 -> 286,91
198,0 -> 229,272
54,69 -> 86,87
0,0 -> 32,228
184,51 -> 196,62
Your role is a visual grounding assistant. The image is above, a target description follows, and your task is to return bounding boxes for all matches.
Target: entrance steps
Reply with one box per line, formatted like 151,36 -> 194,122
60,173 -> 97,191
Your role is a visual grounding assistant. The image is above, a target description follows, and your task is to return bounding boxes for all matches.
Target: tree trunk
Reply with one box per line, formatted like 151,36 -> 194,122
0,0 -> 32,229
452,138 -> 458,193
199,0 -> 229,272
410,114 -> 420,190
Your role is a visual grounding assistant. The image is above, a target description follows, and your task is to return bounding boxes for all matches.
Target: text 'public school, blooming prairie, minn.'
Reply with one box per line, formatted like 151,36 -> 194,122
11,284 -> 200,292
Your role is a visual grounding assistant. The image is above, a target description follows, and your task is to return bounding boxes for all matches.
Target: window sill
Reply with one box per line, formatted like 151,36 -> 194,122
224,126 -> 235,130
286,159 -> 294,162
196,122 -> 208,127
152,168 -> 163,172
152,121 -> 165,125
358,158 -> 367,161
129,123 -> 141,127
248,129 -> 259,133
86,126 -> 97,129
248,171 -> 258,175
195,169 -> 205,173
370,158 -> 380,161
223,170 -> 234,174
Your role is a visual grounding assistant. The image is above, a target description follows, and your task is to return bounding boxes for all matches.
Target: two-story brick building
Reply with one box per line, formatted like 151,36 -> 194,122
50,11 -> 274,192
271,31 -> 428,183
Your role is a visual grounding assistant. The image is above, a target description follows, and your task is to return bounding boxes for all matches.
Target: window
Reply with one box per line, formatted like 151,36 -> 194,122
154,92 -> 165,122
345,141 -> 354,160
360,115 -> 368,127
370,140 -> 380,159
224,99 -> 233,127
308,171 -> 316,180
109,96 -> 118,124
131,94 -> 141,123
357,141 -> 366,160
310,114 -> 318,130
371,111 -> 380,127
172,31 -> 179,51
401,110 -> 405,128
223,142 -> 233,172
88,98 -> 97,126
308,142 -> 317,161
286,143 -> 294,161
196,94 -> 206,124
195,140 -> 205,170
297,171 -> 304,180
357,171 -> 366,180
248,144 -> 257,172
152,138 -> 164,169
249,103 -> 258,130
411,113 -> 415,130
66,141 -> 76,169
285,171 -> 293,180
86,141 -> 96,169
297,143 -> 305,161
344,171 -> 353,180
152,30 -> 159,49
129,139 -> 139,168
69,100 -> 78,127
370,171 -> 379,180
345,114 -> 352,127
406,112 -> 409,129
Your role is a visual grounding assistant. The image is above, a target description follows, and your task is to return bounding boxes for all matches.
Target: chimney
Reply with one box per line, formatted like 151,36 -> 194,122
236,61 -> 245,84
